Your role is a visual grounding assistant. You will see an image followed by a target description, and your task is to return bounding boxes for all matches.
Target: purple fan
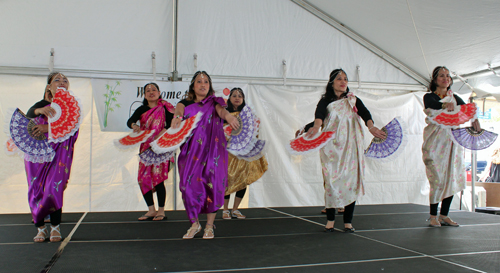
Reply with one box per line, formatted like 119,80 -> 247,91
9,108 -> 55,163
237,139 -> 266,161
226,106 -> 257,156
451,127 -> 498,150
139,148 -> 174,166
364,117 -> 406,159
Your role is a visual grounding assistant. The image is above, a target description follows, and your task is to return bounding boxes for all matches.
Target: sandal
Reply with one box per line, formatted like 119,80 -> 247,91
153,215 -> 167,221
138,214 -> 155,221
203,224 -> 216,239
50,224 -> 62,242
439,216 -> 459,227
343,224 -> 355,233
222,210 -> 231,220
343,227 -> 355,233
231,210 -> 246,219
34,226 -> 49,243
183,223 -> 201,239
427,216 -> 441,227
337,208 -> 345,214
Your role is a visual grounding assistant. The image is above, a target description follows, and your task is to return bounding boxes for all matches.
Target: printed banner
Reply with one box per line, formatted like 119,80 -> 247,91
91,79 -> 248,132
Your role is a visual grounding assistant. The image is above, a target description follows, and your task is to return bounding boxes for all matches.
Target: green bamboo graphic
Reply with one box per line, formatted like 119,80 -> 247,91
103,81 -> 122,128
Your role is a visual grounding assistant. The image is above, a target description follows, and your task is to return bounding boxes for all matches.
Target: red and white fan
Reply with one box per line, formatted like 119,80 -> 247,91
431,103 -> 477,128
150,113 -> 203,153
48,87 -> 82,143
114,129 -> 155,149
287,130 -> 335,155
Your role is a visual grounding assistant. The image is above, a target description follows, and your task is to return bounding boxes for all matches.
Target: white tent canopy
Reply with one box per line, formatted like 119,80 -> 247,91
1,0 -> 498,213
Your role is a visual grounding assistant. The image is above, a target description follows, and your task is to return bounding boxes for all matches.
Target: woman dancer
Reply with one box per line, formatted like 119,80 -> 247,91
306,69 -> 385,233
422,66 -> 481,227
28,72 -> 79,242
222,88 -> 268,220
480,148 -> 500,183
171,71 -> 239,239
127,82 -> 174,221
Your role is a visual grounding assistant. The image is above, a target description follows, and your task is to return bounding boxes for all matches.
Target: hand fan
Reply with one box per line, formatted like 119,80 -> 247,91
114,130 -> 155,149
150,113 -> 202,153
451,127 -> 498,150
287,131 -> 335,155
48,87 -> 82,143
432,103 -> 477,128
364,117 -> 407,160
226,106 -> 258,156
236,139 -> 266,161
5,137 -> 18,155
139,148 -> 174,166
9,108 -> 55,163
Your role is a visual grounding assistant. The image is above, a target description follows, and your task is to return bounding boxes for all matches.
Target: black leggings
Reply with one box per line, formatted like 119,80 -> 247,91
35,209 -> 62,227
430,195 -> 453,216
326,201 -> 356,223
224,188 -> 246,200
143,182 -> 166,207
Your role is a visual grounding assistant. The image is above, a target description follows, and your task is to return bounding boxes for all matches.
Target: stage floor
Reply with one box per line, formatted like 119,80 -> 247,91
1,204 -> 499,272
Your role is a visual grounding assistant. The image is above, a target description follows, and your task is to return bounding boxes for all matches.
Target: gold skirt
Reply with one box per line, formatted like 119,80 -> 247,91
225,153 -> 268,196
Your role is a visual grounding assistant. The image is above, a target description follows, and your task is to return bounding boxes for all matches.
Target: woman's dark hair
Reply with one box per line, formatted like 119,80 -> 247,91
323,69 -> 349,102
142,82 -> 162,105
45,72 -> 66,99
428,66 -> 453,92
227,87 -> 246,112
47,72 -> 65,84
183,71 -> 215,101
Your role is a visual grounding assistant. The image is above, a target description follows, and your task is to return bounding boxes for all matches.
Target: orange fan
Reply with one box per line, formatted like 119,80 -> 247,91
114,130 -> 155,148
5,137 -> 18,155
287,131 -> 335,155
48,87 -> 82,143
150,113 -> 202,153
432,103 -> 477,128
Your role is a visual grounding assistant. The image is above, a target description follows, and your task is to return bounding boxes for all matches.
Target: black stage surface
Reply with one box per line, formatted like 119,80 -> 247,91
1,204 -> 499,273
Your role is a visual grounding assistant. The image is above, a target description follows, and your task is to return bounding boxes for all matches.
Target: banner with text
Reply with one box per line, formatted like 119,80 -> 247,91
91,79 -> 248,132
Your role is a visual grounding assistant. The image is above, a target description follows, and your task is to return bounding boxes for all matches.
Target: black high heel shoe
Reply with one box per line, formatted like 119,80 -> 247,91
343,227 -> 355,233
324,227 -> 335,232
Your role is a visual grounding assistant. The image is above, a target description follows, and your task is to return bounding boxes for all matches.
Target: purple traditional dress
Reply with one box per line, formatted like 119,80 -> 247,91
25,110 -> 79,225
178,95 -> 228,223
137,99 -> 174,195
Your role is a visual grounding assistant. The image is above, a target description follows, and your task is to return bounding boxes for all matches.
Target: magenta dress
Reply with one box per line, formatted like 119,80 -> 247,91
178,96 -> 228,223
138,99 -> 174,195
25,114 -> 79,225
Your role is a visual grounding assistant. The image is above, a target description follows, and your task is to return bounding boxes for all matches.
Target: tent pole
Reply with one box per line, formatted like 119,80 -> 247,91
470,96 -> 476,212
171,0 -> 179,81
89,86 -> 94,212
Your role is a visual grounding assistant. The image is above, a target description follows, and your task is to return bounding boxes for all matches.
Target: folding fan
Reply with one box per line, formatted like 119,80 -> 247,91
5,137 -> 18,155
114,130 -> 155,149
48,87 -> 82,143
432,103 -> 477,128
226,106 -> 258,156
9,108 -> 55,163
287,131 -> 335,155
150,113 -> 202,153
236,139 -> 266,161
139,148 -> 174,166
364,117 -> 407,160
451,127 -> 498,150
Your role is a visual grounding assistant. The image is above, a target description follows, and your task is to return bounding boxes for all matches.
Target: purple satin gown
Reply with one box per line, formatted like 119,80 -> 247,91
178,96 -> 228,223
